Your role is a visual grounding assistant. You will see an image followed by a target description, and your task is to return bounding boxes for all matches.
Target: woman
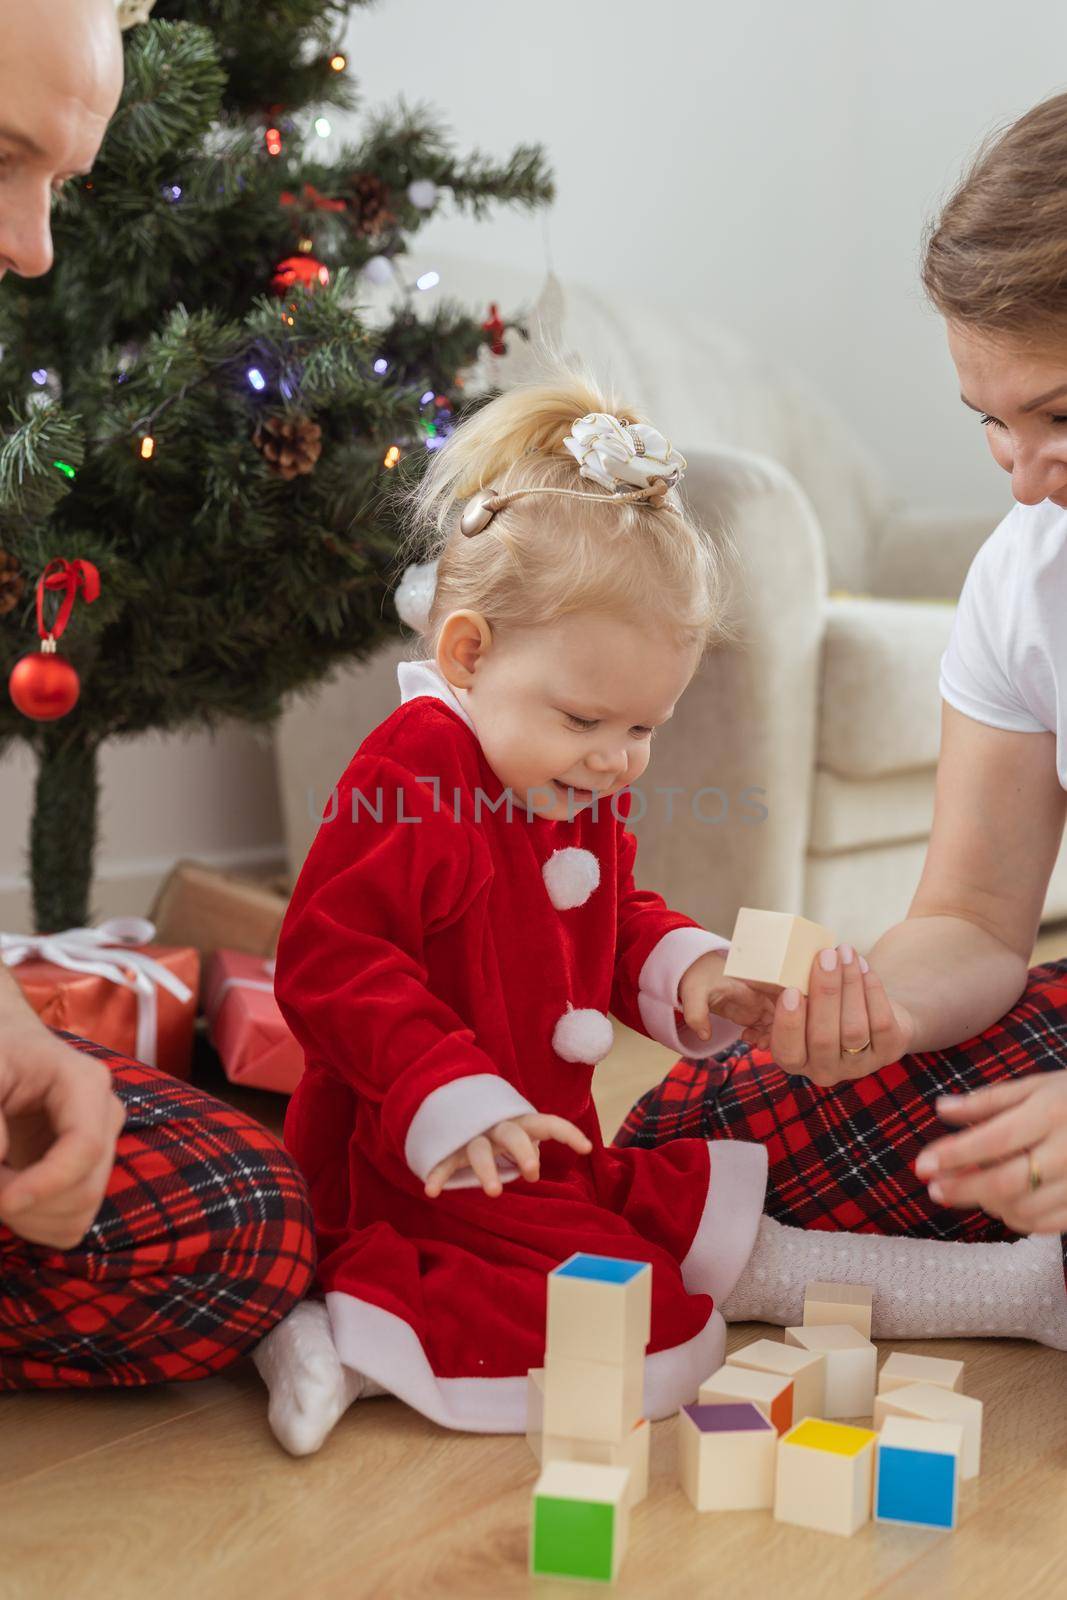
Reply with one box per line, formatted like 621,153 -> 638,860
620,93 -> 1067,1258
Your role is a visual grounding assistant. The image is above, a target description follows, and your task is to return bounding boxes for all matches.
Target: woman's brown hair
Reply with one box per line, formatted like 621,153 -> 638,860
922,92 -> 1067,345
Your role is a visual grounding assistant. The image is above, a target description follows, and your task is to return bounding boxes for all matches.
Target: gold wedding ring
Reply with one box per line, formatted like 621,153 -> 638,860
842,1035 -> 873,1055
1028,1150 -> 1043,1192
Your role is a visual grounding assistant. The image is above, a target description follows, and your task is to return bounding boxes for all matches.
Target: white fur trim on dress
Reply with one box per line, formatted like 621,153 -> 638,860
323,1137 -> 758,1432
403,1074 -> 537,1186
325,1292 -> 726,1433
542,847 -> 601,910
552,1004 -> 615,1064
637,926 -> 742,1059
396,657 -> 478,737
681,1139 -> 770,1305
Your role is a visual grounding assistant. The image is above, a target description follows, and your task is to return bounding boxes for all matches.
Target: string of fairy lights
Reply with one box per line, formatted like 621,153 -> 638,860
21,43 -> 483,486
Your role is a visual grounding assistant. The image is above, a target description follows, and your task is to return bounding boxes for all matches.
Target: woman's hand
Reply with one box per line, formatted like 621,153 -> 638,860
424,1112 -> 593,1199
677,949 -> 778,1043
0,1021 -> 126,1250
738,945 -> 916,1086
915,1074 -> 1067,1234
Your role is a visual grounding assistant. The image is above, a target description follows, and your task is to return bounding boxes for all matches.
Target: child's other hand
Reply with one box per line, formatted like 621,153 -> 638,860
677,949 -> 777,1043
423,1112 -> 593,1199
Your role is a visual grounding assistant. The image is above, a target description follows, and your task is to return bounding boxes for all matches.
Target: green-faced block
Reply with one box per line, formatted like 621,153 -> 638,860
530,1460 -> 630,1583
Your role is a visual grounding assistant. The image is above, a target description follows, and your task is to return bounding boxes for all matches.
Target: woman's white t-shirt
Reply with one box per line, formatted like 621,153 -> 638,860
939,499 -> 1067,788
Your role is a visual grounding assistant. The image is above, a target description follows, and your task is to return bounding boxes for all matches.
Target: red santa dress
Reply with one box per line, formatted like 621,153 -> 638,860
273,657 -> 769,1432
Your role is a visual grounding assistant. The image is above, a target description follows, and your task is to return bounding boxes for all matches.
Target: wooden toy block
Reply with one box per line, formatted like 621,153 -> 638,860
527,1367 -> 545,1461
722,907 -> 837,995
726,1336 -> 826,1422
697,1363 -> 794,1435
874,1415 -> 965,1530
803,1281 -> 874,1340
542,1418 -> 651,1507
530,1460 -> 631,1583
678,1401 -> 778,1511
543,1351 -> 644,1444
784,1324 -> 876,1418
873,1382 -> 983,1478
546,1252 -> 652,1367
774,1418 -> 877,1537
877,1351 -> 963,1396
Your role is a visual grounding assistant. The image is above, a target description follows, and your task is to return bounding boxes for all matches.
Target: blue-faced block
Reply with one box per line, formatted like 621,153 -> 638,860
546,1252 -> 652,1367
874,1416 -> 964,1530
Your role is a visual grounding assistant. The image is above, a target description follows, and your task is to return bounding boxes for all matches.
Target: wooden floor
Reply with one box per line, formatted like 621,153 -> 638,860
5,927 -> 1067,1599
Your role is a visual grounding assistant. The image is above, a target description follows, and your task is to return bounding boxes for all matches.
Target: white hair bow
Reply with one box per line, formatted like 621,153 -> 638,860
562,412 -> 687,495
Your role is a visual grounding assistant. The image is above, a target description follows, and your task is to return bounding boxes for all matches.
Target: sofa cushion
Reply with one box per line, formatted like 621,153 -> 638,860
808,767 -> 936,854
817,596 -> 955,779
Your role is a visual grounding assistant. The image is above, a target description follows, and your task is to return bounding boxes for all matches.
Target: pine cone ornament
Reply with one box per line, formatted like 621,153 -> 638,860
0,551 -> 25,617
253,415 -> 323,480
348,173 -> 396,240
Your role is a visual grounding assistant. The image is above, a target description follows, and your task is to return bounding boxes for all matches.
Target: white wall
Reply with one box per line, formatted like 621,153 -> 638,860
339,0 -> 1067,510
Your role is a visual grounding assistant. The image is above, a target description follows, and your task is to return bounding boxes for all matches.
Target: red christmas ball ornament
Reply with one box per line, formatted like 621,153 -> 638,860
9,646 -> 81,720
482,302 -> 507,356
8,557 -> 100,722
271,254 -> 330,295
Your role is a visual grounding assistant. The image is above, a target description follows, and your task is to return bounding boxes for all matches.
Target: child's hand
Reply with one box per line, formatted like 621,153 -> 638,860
424,1112 -> 593,1199
677,949 -> 778,1043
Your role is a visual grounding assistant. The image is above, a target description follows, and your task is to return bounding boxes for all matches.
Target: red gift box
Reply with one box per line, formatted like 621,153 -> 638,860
203,948 -> 304,1094
2,917 -> 199,1079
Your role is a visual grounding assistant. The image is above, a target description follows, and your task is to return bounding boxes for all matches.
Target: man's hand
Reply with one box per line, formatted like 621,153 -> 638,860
0,1018 -> 126,1250
424,1112 -> 593,1199
677,949 -> 778,1043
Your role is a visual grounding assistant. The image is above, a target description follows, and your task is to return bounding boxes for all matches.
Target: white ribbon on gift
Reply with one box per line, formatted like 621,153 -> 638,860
204,957 -> 276,1028
0,916 -> 193,1069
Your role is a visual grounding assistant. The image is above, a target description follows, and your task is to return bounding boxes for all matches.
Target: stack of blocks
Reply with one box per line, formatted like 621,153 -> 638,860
678,1278 -> 983,1539
529,1252 -> 651,1583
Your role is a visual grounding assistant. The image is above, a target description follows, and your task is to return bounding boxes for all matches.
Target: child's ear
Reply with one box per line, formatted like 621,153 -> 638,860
437,610 -> 492,688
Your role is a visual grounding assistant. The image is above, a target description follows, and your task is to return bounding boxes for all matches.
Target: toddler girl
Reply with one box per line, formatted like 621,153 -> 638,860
253,370 -> 1067,1456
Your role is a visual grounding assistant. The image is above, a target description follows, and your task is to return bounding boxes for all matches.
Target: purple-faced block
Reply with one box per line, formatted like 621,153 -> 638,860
683,1401 -> 774,1434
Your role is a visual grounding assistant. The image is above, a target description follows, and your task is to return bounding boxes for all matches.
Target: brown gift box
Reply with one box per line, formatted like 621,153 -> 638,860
149,860 -> 290,959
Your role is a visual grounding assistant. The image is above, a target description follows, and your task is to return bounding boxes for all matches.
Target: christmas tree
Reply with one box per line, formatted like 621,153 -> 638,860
0,0 -> 552,933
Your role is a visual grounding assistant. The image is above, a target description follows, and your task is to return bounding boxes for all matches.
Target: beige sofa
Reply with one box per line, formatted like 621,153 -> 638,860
273,257 -> 1062,952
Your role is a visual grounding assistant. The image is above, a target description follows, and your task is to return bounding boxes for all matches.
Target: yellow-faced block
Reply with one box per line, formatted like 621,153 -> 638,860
774,1418 -> 877,1536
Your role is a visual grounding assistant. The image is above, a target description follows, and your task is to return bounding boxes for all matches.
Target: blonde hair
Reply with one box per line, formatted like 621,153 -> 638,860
922,92 -> 1067,346
391,361 -> 739,662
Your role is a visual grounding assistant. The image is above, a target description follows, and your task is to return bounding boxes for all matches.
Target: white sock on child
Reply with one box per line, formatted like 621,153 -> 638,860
251,1297 -> 387,1456
721,1213 -> 1067,1350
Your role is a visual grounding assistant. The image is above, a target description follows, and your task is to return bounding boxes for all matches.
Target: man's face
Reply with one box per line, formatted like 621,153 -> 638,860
0,0 -> 124,280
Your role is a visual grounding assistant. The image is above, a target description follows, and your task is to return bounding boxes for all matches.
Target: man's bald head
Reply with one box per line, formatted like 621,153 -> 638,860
0,0 -> 124,280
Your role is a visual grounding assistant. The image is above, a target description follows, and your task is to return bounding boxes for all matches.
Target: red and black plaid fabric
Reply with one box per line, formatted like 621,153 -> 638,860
617,959 -> 1067,1279
0,1032 -> 316,1390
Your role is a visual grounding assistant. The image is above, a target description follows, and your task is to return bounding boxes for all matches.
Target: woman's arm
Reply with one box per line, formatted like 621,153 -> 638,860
867,702 -> 1066,1053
